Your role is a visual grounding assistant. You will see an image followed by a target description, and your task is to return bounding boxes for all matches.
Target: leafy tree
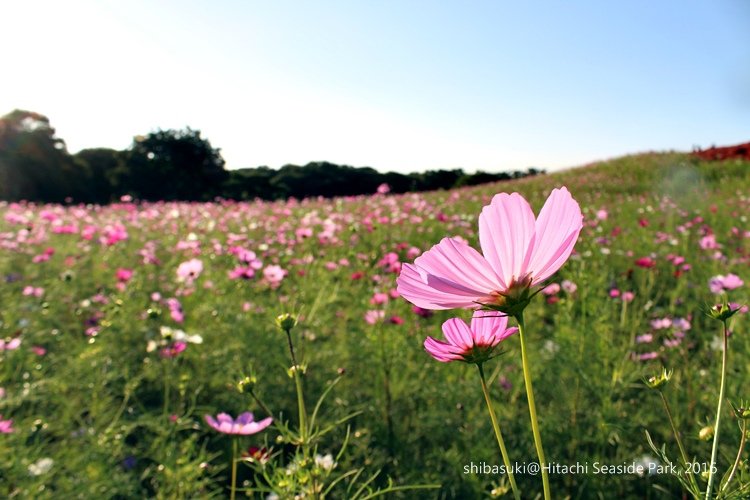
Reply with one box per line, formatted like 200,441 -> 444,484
119,128 -> 228,201
0,109 -> 83,202
74,148 -> 127,203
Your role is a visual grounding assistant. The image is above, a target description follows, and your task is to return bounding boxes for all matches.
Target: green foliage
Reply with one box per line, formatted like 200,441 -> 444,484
0,109 -> 543,203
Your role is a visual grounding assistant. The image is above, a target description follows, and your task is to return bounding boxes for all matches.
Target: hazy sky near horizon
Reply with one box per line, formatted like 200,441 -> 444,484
1,0 -> 748,173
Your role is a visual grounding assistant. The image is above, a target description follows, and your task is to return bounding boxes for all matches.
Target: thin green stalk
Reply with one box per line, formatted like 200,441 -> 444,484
379,325 -> 395,455
285,328 -> 308,440
516,312 -> 551,500
230,437 -> 238,500
248,389 -> 274,419
659,391 -> 699,492
162,362 -> 171,418
720,418 -> 747,493
705,321 -> 729,500
477,363 -> 520,500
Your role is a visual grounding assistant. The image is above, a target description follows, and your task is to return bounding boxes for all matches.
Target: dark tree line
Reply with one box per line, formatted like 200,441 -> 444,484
0,110 -> 544,203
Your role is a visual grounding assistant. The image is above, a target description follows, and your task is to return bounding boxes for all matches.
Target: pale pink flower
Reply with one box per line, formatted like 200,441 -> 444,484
370,292 -> 389,305
637,352 -> 659,361
424,310 -> 518,363
407,246 -> 422,260
176,259 -> 203,284
709,273 -> 744,294
397,187 -> 582,312
699,234 -> 720,250
204,412 -> 273,435
651,318 -> 672,330
0,416 -> 13,434
263,265 -> 287,287
364,310 -> 385,325
541,283 -> 560,296
376,183 -> 391,195
561,280 -> 577,294
0,338 -> 21,351
622,291 -> 635,303
635,334 -> 653,344
22,286 -> 44,297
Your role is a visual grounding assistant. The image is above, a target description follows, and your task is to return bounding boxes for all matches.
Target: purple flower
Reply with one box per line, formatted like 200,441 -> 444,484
204,412 -> 273,435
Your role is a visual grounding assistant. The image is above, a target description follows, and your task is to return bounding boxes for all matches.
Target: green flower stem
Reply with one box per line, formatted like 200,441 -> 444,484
230,437 -> 238,500
285,328 -> 308,440
705,320 -> 729,500
248,389 -> 274,419
659,390 -> 699,492
516,312 -> 551,500
477,363 -> 521,500
162,361 -> 171,418
721,419 -> 747,493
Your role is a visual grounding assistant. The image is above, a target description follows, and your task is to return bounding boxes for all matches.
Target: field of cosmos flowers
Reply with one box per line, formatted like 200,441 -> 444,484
1,152 -> 749,499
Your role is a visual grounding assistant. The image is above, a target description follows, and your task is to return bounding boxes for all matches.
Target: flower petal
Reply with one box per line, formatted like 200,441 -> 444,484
236,412 -> 254,425
494,326 -> 518,344
441,317 -> 474,351
396,238 -> 498,309
424,336 -> 464,362
470,310 -> 508,345
479,193 -> 536,288
528,187 -> 583,284
204,414 -> 219,431
243,416 -> 273,434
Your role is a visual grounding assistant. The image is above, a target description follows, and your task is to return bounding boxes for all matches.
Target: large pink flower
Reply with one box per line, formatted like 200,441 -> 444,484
424,310 -> 518,363
397,187 -> 583,311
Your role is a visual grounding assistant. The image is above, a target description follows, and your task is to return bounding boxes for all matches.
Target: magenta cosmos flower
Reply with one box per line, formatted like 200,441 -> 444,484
204,412 -> 273,435
397,187 -> 582,315
425,310 -> 518,364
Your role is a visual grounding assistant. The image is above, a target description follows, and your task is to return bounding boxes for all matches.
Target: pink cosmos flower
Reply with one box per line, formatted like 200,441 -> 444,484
635,257 -> 656,269
370,292 -> 389,305
0,416 -> 13,434
263,265 -> 287,287
0,338 -> 21,351
561,280 -> 577,294
204,412 -> 273,435
709,273 -> 744,294
388,315 -> 404,325
22,286 -> 44,297
424,310 -> 518,364
364,310 -> 385,325
116,268 -> 133,283
397,187 -> 582,313
176,259 -> 203,284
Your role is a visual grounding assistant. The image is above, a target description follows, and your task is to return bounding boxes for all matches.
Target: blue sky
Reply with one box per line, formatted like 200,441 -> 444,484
1,0 -> 748,173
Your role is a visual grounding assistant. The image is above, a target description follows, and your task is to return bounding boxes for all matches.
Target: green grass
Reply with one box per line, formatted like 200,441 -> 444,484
0,152 -> 748,498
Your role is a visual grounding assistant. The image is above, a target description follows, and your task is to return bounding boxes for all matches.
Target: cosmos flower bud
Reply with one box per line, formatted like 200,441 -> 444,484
644,368 -> 673,389
276,313 -> 297,331
236,375 -> 257,393
287,364 -> 306,378
730,400 -> 750,420
706,299 -> 740,322
699,425 -> 714,441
